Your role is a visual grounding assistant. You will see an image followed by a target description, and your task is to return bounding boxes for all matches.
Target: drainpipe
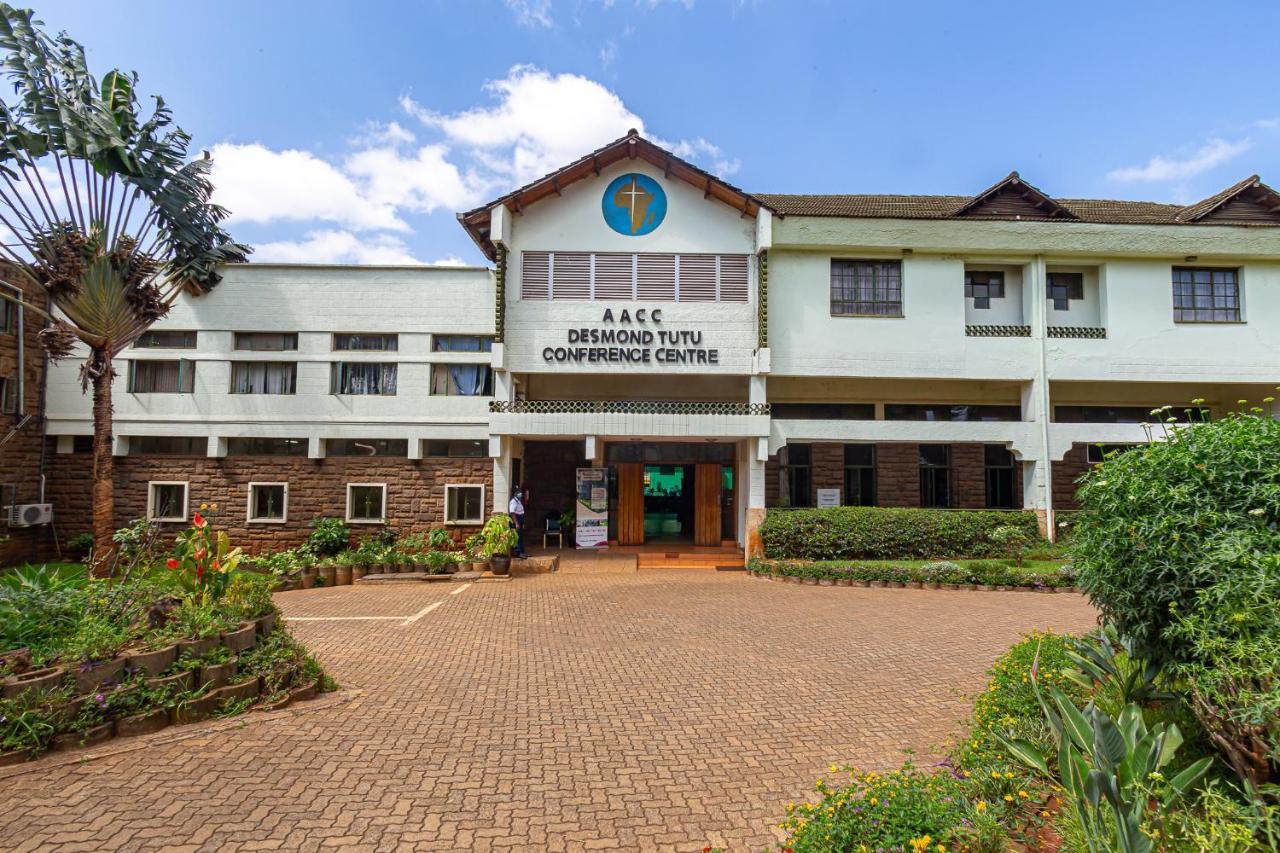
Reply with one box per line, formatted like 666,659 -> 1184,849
1032,256 -> 1055,541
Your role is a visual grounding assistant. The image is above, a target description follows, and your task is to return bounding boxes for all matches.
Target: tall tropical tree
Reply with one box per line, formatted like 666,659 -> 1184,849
0,5 -> 249,574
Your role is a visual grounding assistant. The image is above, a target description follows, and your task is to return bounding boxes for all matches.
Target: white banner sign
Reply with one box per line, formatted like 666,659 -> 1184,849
576,468 -> 609,548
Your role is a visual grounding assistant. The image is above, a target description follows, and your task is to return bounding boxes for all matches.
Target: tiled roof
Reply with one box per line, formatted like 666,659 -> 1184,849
756,192 -> 1190,225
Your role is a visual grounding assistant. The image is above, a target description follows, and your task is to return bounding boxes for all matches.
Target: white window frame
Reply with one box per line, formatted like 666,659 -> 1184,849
247,482 -> 289,524
147,481 -> 189,522
346,482 -> 387,524
444,484 -> 486,526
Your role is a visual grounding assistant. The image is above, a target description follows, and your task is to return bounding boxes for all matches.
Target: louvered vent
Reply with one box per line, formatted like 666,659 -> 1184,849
718,254 -> 749,303
550,252 -> 590,300
520,251 -> 549,299
637,253 -> 676,300
593,253 -> 635,300
677,254 -> 718,302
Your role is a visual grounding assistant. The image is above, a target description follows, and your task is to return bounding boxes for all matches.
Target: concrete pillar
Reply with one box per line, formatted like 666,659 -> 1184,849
307,437 -> 325,460
207,436 -> 226,459
491,435 -> 511,513
745,436 -> 768,558
112,435 -> 128,457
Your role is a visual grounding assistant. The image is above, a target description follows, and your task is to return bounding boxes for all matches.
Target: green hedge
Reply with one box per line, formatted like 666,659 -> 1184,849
749,558 -> 1077,588
758,506 -> 1042,560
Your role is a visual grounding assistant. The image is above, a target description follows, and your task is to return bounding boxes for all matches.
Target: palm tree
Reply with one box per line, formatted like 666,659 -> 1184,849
0,6 -> 249,574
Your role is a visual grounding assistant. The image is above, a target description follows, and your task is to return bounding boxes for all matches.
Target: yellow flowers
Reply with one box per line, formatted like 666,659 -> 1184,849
828,764 -> 838,773
1004,772 -> 1014,779
869,797 -> 878,806
1003,794 -> 1014,803
1017,790 -> 1029,799
975,800 -> 988,812
909,836 -> 934,853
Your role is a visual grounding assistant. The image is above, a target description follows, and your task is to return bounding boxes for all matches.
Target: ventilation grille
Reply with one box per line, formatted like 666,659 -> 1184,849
519,251 -> 750,303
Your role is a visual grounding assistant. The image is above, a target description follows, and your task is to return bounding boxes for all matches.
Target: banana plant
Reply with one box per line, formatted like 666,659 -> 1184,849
996,642 -> 1213,853
1063,626 -> 1174,707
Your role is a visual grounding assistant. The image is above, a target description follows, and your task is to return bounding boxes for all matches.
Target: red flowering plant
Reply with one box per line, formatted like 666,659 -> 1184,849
167,503 -> 243,606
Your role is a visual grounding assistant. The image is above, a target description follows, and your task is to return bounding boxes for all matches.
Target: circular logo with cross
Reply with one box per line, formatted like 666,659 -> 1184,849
602,173 -> 667,236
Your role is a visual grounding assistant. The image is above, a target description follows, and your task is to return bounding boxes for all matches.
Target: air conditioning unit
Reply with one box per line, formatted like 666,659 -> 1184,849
6,503 -> 53,527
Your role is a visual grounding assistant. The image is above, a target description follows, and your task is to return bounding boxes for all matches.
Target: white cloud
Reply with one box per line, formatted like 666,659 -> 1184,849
429,255 -> 468,267
402,65 -> 738,184
1107,138 -> 1252,183
209,144 -> 407,231
506,0 -> 552,27
254,230 -> 422,265
599,39 -> 618,67
345,143 -> 494,215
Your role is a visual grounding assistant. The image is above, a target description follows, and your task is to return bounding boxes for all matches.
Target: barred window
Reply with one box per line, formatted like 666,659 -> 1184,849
1172,267 -> 1240,323
983,445 -> 1016,510
964,271 -> 1005,310
843,444 -> 876,507
831,260 -> 903,317
918,444 -> 952,508
333,333 -> 398,351
1047,272 -> 1084,312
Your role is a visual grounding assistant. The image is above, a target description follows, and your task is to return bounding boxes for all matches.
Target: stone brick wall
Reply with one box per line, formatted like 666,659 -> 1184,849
40,442 -> 492,556
1053,444 -> 1091,511
763,442 -> 1021,511
0,278 -> 47,565
520,440 -> 586,529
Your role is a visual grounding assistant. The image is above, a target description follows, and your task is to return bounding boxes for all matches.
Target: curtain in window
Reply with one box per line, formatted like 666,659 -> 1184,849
434,335 -> 492,352
335,363 -> 397,394
131,360 -> 193,393
231,362 -> 296,394
433,364 -> 490,396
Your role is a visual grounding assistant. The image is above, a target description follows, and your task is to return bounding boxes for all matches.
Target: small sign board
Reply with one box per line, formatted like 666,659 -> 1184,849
575,468 -> 609,548
816,488 -> 841,508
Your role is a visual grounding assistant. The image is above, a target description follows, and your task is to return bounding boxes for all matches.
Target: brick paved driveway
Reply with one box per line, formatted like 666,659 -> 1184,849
0,573 -> 1096,852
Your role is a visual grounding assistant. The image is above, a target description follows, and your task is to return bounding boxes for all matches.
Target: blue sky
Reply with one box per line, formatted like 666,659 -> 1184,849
33,0 -> 1280,266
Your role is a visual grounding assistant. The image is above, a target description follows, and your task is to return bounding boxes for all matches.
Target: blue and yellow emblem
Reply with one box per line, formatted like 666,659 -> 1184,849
602,173 -> 666,236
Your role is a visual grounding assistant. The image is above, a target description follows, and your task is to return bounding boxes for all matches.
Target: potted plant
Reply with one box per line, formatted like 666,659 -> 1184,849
464,533 -> 487,573
479,513 -> 519,577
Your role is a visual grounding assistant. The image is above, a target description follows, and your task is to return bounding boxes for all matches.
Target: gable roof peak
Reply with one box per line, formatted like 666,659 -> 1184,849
952,171 -> 1077,220
1176,174 -> 1280,223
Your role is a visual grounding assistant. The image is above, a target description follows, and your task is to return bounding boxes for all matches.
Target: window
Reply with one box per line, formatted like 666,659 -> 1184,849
0,298 -> 14,334
331,362 -> 397,395
1054,405 -> 1209,424
918,444 -> 951,508
147,481 -> 188,522
72,435 -> 93,453
424,439 -> 486,458
333,333 -> 397,351
431,363 -> 493,396
130,436 -> 205,456
770,403 -> 875,420
1086,444 -> 1139,464
128,360 -> 195,393
830,259 -> 903,317
134,330 -> 196,349
247,483 -> 287,523
778,444 -> 812,507
444,484 -> 485,524
0,376 -> 15,415
1047,272 -> 1084,312
433,335 -> 493,352
1172,267 -> 1240,323
886,404 -> 1021,422
346,484 -> 386,523
843,444 -> 876,506
984,445 -> 1016,510
234,332 -> 298,351
227,437 -> 308,456
964,271 -> 1005,309
326,439 -> 407,457
230,362 -> 296,395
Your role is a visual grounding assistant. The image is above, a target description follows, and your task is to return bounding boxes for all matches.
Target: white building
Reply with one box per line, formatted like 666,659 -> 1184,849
38,132 -> 1280,556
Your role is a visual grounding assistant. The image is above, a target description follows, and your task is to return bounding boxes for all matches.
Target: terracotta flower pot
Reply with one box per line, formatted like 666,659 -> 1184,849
0,747 -> 33,767
0,647 -> 33,674
300,572 -> 316,590
818,578 -> 835,586
74,657 -> 126,695
170,693 -> 218,725
868,580 -> 887,588
888,581 -> 906,589
116,708 -> 169,738
126,644 -> 178,678
318,565 -> 336,586
801,577 -> 818,586
51,720 -> 114,752
201,658 -> 238,690
255,612 -> 277,636
2,665 -> 66,700
853,580 -> 870,588
836,578 -> 853,587
288,678 -> 318,704
905,581 -> 923,589
177,635 -> 219,658
335,566 -> 352,586
976,584 -> 995,592
959,583 -> 978,591
351,567 -> 367,582
924,582 -> 941,590
470,561 -> 488,574
221,622 -> 257,654
216,677 -> 260,705
146,669 -> 194,693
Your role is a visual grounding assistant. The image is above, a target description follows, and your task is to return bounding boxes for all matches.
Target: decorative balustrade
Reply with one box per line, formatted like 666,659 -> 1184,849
965,324 -> 1031,337
490,400 -> 771,415
1048,326 -> 1107,338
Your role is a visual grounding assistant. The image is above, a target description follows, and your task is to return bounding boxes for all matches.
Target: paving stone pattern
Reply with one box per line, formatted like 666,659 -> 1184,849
0,572 -> 1096,852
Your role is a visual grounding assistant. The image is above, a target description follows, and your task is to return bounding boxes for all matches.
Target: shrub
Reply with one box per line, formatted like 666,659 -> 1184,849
760,506 -> 1041,561
1072,411 -> 1280,659
307,517 -> 350,556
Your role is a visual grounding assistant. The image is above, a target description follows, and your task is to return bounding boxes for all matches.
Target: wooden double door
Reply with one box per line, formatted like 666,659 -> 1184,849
616,462 -> 722,546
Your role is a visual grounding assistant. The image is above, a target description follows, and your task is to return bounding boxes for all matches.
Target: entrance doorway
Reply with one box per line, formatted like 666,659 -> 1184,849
612,445 -> 734,547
